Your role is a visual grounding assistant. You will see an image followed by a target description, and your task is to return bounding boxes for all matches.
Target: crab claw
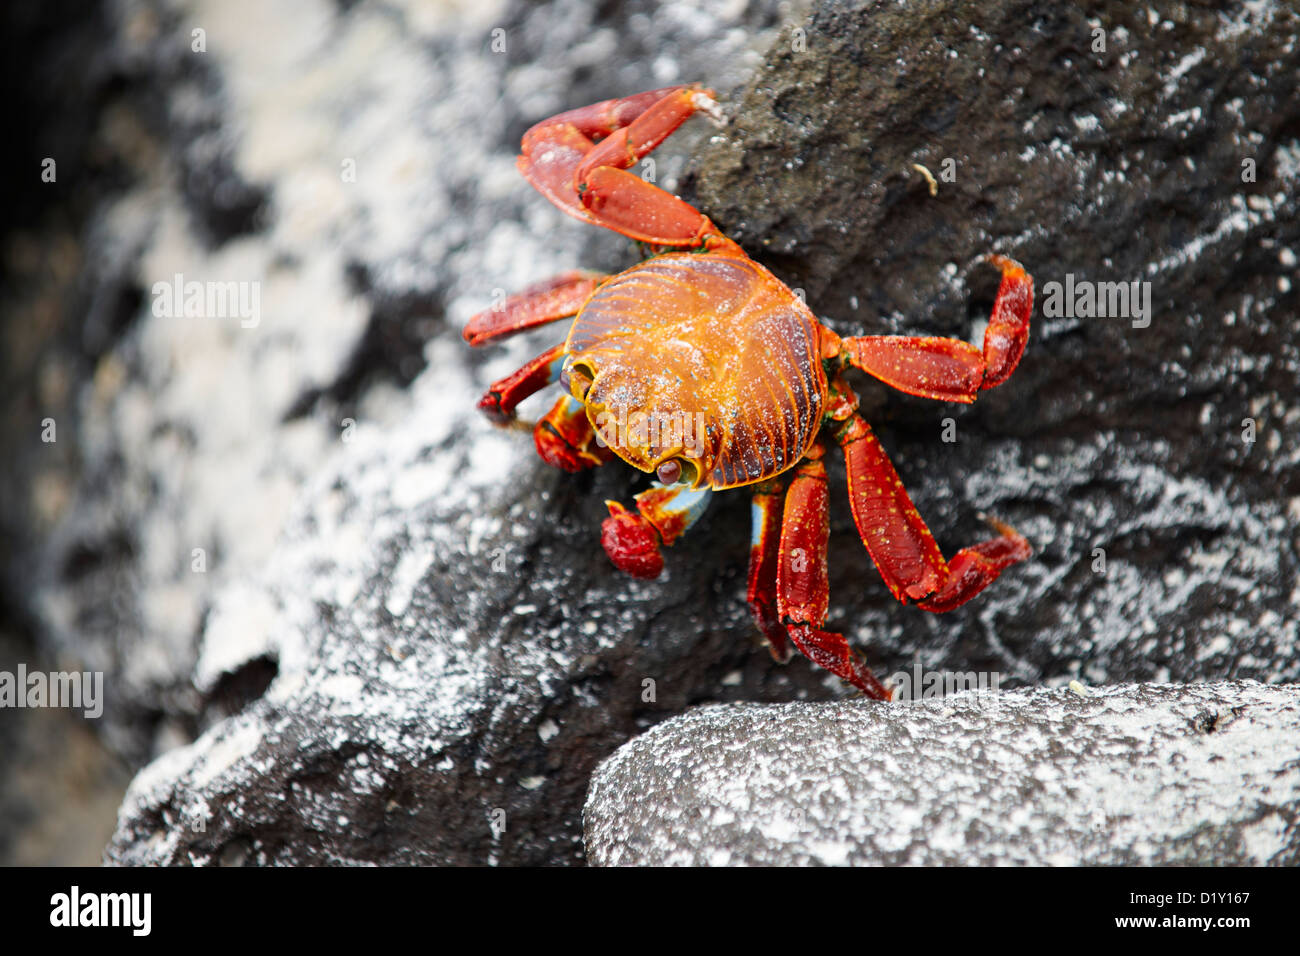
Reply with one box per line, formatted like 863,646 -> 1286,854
601,501 -> 664,579
534,395 -> 613,472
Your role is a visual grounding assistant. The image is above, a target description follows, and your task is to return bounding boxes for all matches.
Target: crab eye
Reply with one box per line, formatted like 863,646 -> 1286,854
656,459 -> 682,484
563,360 -> 595,401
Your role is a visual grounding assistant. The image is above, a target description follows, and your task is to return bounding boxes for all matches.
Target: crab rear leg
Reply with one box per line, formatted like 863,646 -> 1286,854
463,270 -> 605,346
746,479 -> 793,663
537,85 -> 693,140
574,88 -> 729,247
775,446 -> 892,701
520,85 -> 698,228
912,517 -> 1033,613
832,413 -> 1030,611
601,484 -> 712,579
582,167 -> 726,248
574,87 -> 719,183
840,255 -> 1033,401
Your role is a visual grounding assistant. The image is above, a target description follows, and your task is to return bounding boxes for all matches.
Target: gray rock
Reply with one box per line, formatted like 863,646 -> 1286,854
0,626 -> 129,866
584,682 -> 1300,866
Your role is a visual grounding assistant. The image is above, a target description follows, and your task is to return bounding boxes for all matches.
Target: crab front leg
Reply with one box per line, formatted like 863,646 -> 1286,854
601,483 -> 712,579
775,444 -> 892,701
832,412 -> 1030,611
463,270 -> 606,346
476,343 -> 567,423
473,339 -> 611,469
838,255 -> 1033,401
466,268 -> 613,450
520,85 -> 738,251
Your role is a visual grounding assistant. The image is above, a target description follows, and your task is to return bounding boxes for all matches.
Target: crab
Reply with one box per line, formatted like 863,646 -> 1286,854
463,85 -> 1034,700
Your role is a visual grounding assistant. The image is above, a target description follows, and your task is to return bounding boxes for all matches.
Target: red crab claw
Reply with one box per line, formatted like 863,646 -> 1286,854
601,501 -> 664,579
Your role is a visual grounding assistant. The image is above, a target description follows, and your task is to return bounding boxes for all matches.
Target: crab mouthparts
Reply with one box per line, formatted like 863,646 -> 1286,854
587,402 -> 712,481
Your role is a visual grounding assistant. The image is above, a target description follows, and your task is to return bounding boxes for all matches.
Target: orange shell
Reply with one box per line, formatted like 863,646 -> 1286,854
565,252 -> 827,489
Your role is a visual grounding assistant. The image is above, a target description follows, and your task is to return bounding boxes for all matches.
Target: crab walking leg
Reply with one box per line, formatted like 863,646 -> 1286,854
572,88 -> 731,248
841,335 -> 985,403
537,86 -> 693,140
575,87 -> 718,182
580,168 -> 732,249
463,271 -> 605,346
840,255 -> 1034,401
775,447 -> 892,701
601,484 -> 712,579
519,86 -> 701,227
520,84 -> 733,249
534,394 -> 614,472
833,413 -> 1030,609
914,517 -> 1032,613
746,479 -> 793,663
476,343 -> 566,424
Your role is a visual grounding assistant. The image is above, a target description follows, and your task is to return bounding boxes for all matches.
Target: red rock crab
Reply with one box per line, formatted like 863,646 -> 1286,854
463,85 -> 1034,700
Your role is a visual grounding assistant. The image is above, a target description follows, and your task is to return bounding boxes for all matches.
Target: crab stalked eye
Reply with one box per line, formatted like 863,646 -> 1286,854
562,360 -> 595,401
657,458 -> 698,486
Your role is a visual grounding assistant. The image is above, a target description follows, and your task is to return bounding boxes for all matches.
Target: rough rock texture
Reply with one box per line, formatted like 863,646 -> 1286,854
2,0 -> 1295,866
585,682 -> 1300,866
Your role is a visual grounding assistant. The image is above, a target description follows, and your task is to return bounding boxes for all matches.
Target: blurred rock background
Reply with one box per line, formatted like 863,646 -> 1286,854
2,0 -> 1296,865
